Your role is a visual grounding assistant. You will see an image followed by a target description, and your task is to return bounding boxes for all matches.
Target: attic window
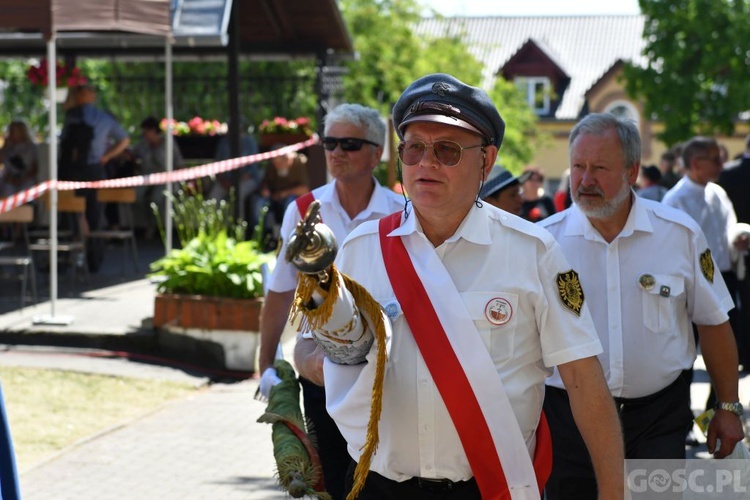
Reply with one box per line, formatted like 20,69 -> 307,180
515,77 -> 551,115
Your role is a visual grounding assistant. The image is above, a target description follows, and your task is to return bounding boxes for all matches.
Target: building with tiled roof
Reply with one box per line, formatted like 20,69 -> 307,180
415,15 -> 747,180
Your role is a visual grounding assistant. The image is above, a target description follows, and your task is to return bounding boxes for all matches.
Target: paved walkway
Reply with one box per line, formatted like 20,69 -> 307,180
0,238 -> 748,498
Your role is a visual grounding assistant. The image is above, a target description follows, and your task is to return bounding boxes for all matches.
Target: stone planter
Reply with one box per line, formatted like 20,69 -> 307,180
153,293 -> 263,372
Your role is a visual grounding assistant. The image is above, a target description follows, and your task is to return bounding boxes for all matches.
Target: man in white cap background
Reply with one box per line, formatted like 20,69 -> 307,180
290,73 -> 624,499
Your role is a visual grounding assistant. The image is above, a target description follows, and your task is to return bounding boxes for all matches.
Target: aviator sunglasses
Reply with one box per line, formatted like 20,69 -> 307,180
322,136 -> 379,152
398,140 -> 484,167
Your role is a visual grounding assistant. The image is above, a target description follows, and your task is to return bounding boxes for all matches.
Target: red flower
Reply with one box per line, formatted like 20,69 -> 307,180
26,58 -> 88,88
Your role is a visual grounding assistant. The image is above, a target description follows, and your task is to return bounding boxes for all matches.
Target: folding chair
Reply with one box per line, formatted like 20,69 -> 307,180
29,191 -> 90,285
87,188 -> 139,276
0,205 -> 38,307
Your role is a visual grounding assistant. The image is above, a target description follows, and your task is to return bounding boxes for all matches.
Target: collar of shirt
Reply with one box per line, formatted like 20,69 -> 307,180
318,178 -> 396,222
566,191 -> 654,243
389,204 -> 493,247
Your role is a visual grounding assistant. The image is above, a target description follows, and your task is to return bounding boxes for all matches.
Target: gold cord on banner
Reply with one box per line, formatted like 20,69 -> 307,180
291,265 -> 388,500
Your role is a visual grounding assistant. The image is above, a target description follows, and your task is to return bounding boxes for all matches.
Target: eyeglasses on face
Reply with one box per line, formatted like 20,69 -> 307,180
397,140 -> 484,167
321,136 -> 379,152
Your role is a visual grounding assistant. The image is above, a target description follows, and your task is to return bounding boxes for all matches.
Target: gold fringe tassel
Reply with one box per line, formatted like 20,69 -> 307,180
289,266 -> 388,500
341,273 -> 388,500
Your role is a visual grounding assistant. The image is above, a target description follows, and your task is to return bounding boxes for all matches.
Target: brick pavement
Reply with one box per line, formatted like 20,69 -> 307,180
20,379 -> 287,500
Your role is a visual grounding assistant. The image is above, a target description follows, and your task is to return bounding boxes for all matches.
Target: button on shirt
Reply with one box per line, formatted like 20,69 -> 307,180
662,176 -> 737,272
541,196 -> 733,398
323,205 -> 602,482
266,179 -> 403,294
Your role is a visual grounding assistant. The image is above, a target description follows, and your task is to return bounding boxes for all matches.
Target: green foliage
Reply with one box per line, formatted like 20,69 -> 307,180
340,0 -> 540,173
487,77 -> 545,174
148,182 -> 273,299
624,0 -> 750,145
148,230 -> 273,299
155,181 -> 247,247
339,0 -> 483,110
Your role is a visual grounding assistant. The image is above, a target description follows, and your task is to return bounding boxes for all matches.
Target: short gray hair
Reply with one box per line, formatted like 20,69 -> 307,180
324,103 -> 385,146
569,113 -> 641,168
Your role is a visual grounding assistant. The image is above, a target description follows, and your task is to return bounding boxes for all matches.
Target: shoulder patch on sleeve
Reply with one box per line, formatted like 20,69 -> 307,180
700,248 -> 715,283
557,269 -> 585,316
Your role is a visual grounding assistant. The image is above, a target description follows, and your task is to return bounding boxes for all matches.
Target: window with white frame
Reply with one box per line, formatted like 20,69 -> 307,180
515,77 -> 551,115
604,100 -> 639,126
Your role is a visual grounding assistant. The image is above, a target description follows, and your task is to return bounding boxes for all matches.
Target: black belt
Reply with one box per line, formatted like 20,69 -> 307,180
613,370 -> 689,409
404,476 -> 473,492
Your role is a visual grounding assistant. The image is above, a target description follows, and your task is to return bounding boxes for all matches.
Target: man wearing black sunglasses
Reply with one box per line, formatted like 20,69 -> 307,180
290,74 -> 624,499
258,103 -> 403,499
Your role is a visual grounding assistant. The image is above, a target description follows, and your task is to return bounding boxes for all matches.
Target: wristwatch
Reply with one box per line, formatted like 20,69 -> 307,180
715,401 -> 744,417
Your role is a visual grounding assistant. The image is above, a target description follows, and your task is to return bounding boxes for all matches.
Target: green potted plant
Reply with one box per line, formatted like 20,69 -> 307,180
149,183 -> 275,371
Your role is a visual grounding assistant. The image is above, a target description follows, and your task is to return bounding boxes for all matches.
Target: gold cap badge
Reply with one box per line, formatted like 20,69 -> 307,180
557,270 -> 585,316
699,248 -> 714,283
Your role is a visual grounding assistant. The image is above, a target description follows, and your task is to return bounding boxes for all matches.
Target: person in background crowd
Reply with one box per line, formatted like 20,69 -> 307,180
520,165 -> 556,221
553,168 -> 572,213
59,83 -> 130,272
209,120 -> 261,228
256,143 -> 310,228
0,120 -> 39,199
257,103 -> 403,500
290,73 -> 623,499
662,136 -> 749,410
719,134 -> 750,370
541,114 -> 743,500
659,147 -> 682,189
636,164 -> 667,202
479,165 -> 523,216
133,116 -> 184,240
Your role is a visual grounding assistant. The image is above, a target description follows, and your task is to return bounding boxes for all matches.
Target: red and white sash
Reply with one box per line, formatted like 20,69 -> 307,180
378,212 -> 551,500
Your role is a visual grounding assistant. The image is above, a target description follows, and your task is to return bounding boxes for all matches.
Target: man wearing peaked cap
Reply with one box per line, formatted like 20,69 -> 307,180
392,73 -> 506,146
480,165 -> 524,216
289,74 -> 623,499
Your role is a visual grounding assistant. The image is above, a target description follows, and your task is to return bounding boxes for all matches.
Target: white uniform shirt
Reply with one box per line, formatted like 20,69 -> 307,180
662,177 -> 737,272
266,179 -> 403,293
322,204 -> 602,482
541,196 -> 733,398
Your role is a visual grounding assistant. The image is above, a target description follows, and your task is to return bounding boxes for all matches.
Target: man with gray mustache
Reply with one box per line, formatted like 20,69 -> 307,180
540,113 -> 744,500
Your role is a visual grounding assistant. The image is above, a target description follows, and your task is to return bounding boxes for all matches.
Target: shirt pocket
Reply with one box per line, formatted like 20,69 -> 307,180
641,274 -> 686,333
461,291 -> 519,365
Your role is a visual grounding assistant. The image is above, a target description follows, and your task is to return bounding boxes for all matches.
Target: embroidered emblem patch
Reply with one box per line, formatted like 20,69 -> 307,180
557,270 -> 585,316
484,297 -> 513,326
700,248 -> 714,283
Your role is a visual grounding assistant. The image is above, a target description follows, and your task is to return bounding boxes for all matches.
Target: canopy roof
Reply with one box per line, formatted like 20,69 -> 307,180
0,0 -> 353,57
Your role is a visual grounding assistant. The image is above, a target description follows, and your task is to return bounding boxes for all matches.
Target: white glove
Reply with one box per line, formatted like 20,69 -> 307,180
259,367 -> 282,399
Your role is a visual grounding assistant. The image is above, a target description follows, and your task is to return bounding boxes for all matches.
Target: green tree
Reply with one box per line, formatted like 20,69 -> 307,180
340,0 -> 539,173
624,0 -> 750,146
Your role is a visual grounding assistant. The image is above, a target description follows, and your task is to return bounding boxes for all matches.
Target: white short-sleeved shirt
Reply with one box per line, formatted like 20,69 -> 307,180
662,177 -> 737,272
541,196 -> 733,398
322,204 -> 602,482
266,179 -> 403,293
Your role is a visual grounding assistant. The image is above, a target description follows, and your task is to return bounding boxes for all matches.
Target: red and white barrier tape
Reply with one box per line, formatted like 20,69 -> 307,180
0,134 -> 319,215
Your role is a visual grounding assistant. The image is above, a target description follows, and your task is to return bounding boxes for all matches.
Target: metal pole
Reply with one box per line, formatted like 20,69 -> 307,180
165,38 -> 174,254
34,36 -> 72,325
